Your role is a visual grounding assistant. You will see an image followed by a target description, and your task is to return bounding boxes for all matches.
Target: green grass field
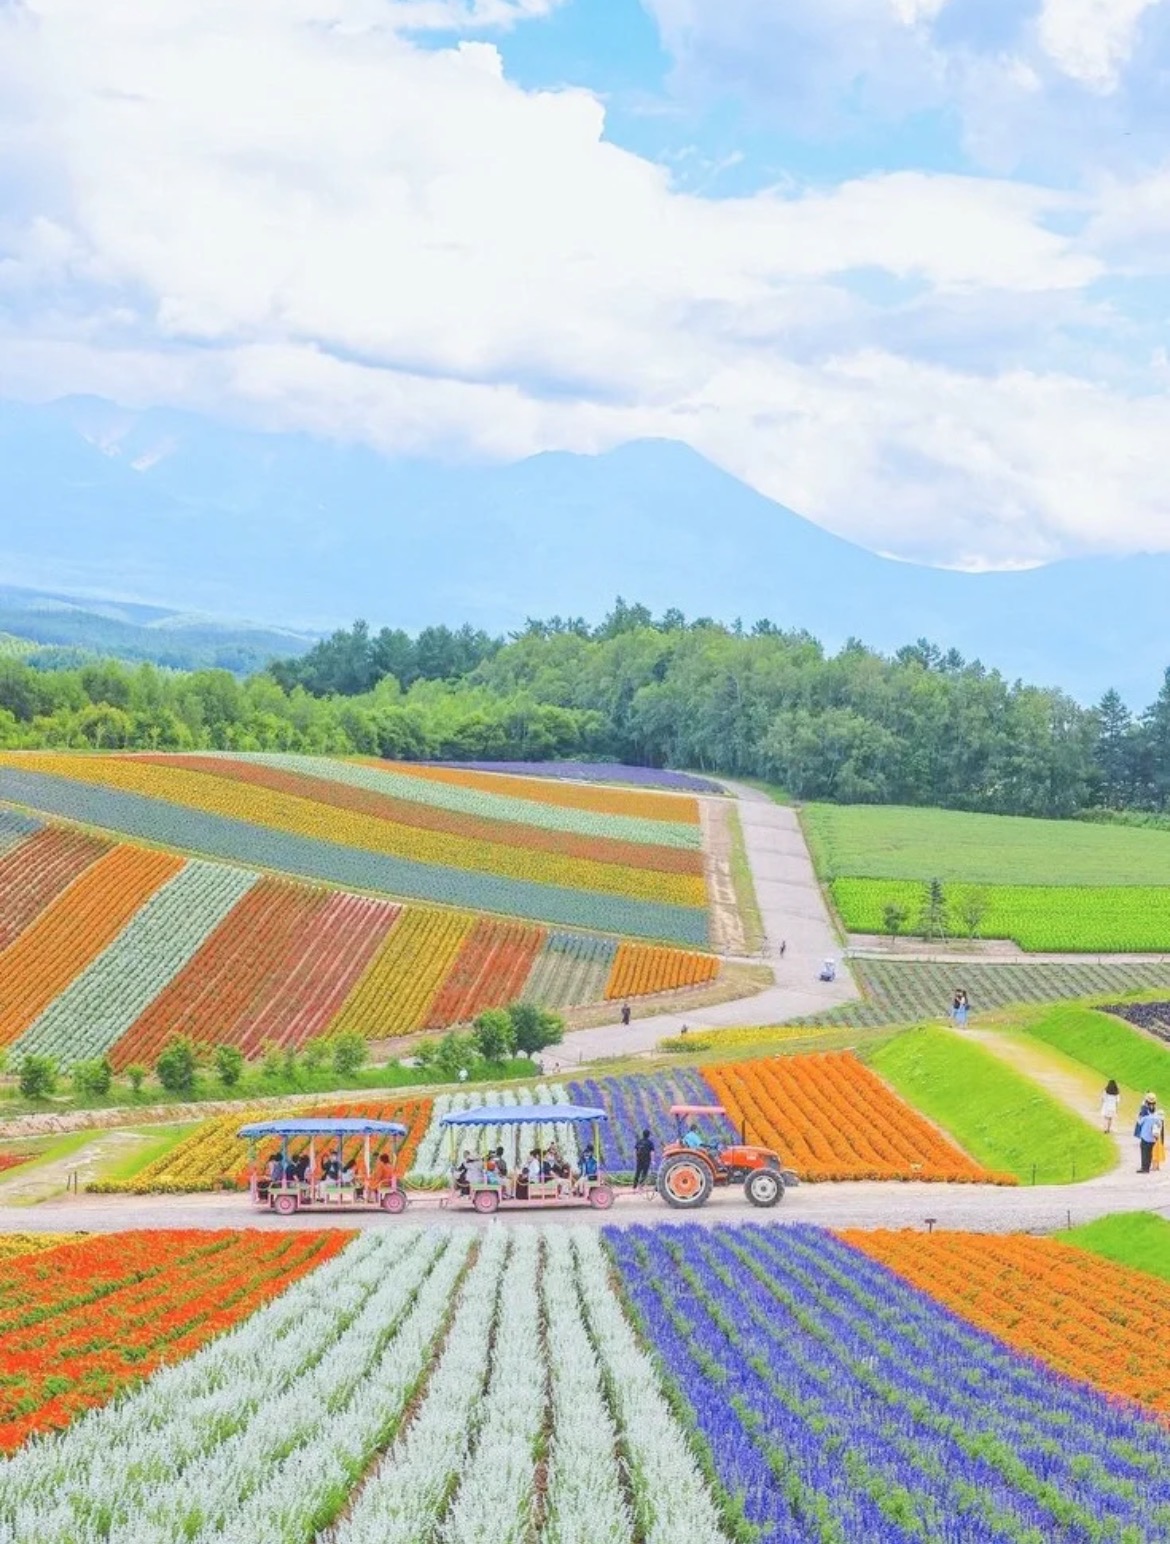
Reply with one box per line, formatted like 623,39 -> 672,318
1056,1212 -> 1170,1283
871,1025 -> 1117,1185
1022,1002 -> 1170,1099
791,960 -> 1170,1030
832,877 -> 1170,951
802,802 -> 1170,884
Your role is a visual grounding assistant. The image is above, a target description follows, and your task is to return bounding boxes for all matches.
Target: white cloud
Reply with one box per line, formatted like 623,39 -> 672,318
0,0 -> 1168,568
1037,0 -> 1164,90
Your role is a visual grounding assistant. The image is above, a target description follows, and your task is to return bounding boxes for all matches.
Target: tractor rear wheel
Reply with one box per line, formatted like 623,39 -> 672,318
658,1155 -> 713,1209
744,1169 -> 784,1208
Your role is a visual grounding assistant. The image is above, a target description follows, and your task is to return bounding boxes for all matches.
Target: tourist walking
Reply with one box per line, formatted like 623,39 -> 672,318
632,1128 -> 655,1190
950,989 -> 969,1028
620,1001 -> 631,1026
1100,1079 -> 1120,1133
1136,1098 -> 1164,1174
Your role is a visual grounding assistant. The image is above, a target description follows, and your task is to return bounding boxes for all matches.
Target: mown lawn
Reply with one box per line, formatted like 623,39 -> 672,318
871,1025 -> 1116,1185
802,802 -> 1170,885
1056,1212 -> 1170,1283
1023,1003 -> 1170,1098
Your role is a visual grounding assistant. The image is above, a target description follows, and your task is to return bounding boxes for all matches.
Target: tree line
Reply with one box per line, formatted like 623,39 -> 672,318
5,599 -> 1170,820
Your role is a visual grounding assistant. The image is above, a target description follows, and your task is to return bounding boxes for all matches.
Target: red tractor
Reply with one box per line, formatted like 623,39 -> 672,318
656,1103 -> 798,1209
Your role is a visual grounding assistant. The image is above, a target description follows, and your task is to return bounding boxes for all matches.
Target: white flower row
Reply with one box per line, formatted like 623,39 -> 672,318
411,1083 -> 580,1179
13,860 -> 256,1064
569,1230 -> 731,1544
442,1230 -> 543,1544
541,1229 -> 631,1544
0,1229 -> 470,1543
329,1230 -> 510,1544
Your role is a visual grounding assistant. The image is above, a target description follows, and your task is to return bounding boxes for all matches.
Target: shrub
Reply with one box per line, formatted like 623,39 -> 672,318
214,1044 -> 245,1088
18,1054 -> 57,1100
260,1042 -> 284,1082
155,1037 -> 199,1097
433,1031 -> 475,1081
331,1031 -> 367,1080
301,1037 -> 328,1073
72,1057 -> 113,1098
126,1063 -> 147,1095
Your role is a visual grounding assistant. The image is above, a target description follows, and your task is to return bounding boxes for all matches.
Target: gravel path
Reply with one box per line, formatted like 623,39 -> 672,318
543,783 -> 859,1064
6,1162 -> 1165,1236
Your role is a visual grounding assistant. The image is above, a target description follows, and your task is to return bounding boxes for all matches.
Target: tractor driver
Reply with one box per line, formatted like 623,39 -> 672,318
682,1122 -> 705,1150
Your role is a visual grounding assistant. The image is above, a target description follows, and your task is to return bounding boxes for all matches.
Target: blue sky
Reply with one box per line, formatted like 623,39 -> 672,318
0,0 -> 1168,568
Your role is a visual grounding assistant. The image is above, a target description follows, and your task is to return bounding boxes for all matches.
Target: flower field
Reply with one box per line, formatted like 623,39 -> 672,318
846,1229 -> 1170,1415
375,757 -> 706,823
410,1083 -> 581,1178
1100,998 -> 1170,1045
0,1154 -> 30,1176
611,1223 -> 1170,1542
604,941 -> 720,998
703,1052 -> 1009,1182
0,809 -> 720,1069
434,759 -> 725,793
567,1068 -> 738,1171
2,1222 -> 1167,1541
0,1234 -> 82,1263
93,1097 -> 435,1193
0,1229 -> 347,1451
0,757 -> 710,941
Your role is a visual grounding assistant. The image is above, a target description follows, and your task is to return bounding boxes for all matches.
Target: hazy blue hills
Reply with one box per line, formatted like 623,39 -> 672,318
1,393 -> 1164,700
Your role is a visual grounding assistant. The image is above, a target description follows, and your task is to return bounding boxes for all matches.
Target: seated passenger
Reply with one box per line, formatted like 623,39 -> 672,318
465,1154 -> 486,1189
681,1123 -> 705,1150
576,1145 -> 599,1191
526,1150 -> 544,1192
267,1153 -> 284,1188
456,1149 -> 473,1195
295,1154 -> 311,1184
375,1152 -> 394,1192
341,1162 -> 356,1187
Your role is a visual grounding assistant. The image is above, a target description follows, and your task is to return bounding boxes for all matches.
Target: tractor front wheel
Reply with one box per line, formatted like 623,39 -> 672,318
658,1155 -> 714,1210
744,1169 -> 784,1208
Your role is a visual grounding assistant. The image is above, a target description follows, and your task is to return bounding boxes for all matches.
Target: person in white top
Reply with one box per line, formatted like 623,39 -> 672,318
1100,1079 -> 1120,1132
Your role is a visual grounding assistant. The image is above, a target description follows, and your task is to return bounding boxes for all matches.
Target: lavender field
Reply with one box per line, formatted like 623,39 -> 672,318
437,760 -> 724,793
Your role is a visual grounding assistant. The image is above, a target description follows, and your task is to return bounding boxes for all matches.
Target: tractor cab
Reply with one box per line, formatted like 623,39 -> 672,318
658,1103 -> 799,1210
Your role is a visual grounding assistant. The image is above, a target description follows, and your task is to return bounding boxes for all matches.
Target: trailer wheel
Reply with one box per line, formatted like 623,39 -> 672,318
588,1184 -> 615,1210
658,1155 -> 713,1209
745,1170 -> 783,1208
274,1192 -> 298,1216
472,1189 -> 500,1214
381,1189 -> 407,1214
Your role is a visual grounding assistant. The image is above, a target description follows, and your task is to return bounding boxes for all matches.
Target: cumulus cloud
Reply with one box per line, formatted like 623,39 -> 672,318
1037,0 -> 1163,89
0,0 -> 1168,567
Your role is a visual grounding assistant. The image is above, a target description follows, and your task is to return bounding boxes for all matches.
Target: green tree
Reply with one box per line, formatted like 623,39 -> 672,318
19,1054 -> 57,1100
214,1044 -> 245,1087
301,1037 -> 329,1073
331,1032 -> 367,1080
958,888 -> 990,940
472,1008 -> 516,1063
918,879 -> 950,942
881,902 -> 909,945
126,1063 -> 148,1095
156,1036 -> 199,1096
433,1030 -> 475,1081
507,1002 -> 564,1057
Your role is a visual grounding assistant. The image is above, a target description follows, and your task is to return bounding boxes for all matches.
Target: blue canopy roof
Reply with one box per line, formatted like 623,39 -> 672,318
237,1118 -> 408,1139
440,1104 -> 607,1127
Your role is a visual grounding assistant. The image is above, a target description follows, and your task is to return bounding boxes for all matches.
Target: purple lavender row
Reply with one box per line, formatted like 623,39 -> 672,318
435,759 -> 724,793
566,1068 -> 737,1171
606,1224 -> 1170,1542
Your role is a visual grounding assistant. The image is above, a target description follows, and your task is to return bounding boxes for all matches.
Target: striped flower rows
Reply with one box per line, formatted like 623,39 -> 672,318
434,760 -> 724,794
1,766 -> 709,941
13,862 -> 256,1063
0,815 -> 719,1070
410,1083 -> 580,1178
605,942 -> 721,999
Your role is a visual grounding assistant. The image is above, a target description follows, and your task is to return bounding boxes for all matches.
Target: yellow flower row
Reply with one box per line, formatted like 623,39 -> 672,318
7,755 -> 705,909
0,1233 -> 85,1261
330,907 -> 476,1037
90,1109 -> 268,1194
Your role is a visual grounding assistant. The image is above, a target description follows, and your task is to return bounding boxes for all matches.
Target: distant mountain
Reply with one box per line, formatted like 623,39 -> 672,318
0,583 -> 317,674
1,393 -> 1165,701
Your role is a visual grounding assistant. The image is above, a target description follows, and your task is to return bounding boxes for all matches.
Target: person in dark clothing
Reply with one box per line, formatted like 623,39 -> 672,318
295,1153 -> 310,1183
620,1001 -> 631,1026
633,1128 -> 655,1189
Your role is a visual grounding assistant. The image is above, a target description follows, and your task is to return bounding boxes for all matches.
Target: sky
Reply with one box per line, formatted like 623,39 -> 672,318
1,0 -> 1168,569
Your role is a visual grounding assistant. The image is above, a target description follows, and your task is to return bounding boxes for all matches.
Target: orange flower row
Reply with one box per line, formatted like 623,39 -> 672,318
425,917 -> 545,1027
0,825 -> 110,951
0,845 -> 183,1049
705,1052 -> 1014,1183
604,944 -> 720,1000
843,1230 -> 1170,1416
0,1229 -> 348,1450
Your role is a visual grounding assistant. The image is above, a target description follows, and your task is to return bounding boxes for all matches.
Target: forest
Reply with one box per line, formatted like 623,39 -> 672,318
2,600 -> 1168,820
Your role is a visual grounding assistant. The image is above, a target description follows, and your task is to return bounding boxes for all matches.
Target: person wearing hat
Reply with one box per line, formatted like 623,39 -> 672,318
1136,1096 -> 1165,1175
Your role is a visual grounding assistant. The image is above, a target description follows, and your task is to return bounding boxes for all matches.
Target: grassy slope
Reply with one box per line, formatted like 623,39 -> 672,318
1024,1003 -> 1170,1098
871,1025 -> 1116,1185
802,802 -> 1170,884
726,805 -> 766,954
1056,1213 -> 1170,1283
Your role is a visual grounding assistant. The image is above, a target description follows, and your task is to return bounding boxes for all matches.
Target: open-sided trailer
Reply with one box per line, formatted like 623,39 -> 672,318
240,1116 -> 411,1215
440,1103 -> 615,1213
